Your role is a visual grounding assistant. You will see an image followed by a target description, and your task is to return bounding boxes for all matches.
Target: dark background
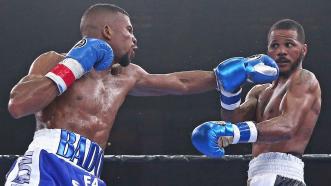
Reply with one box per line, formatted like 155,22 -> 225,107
1,0 -> 330,185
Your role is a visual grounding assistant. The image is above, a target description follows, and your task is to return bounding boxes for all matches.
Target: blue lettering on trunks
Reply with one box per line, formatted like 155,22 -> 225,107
56,129 -> 103,177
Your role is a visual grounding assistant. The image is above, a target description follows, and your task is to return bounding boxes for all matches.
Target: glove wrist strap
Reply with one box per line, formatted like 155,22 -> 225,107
45,58 -> 84,95
220,87 -> 242,110
231,121 -> 257,144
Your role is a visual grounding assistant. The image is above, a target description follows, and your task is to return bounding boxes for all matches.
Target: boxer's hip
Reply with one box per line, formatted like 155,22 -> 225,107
5,129 -> 105,185
28,128 -> 104,177
248,152 -> 305,185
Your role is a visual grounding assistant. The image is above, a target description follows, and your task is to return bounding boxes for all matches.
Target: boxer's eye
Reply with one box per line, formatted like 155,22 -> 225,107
269,43 -> 279,49
285,42 -> 294,48
127,26 -> 133,34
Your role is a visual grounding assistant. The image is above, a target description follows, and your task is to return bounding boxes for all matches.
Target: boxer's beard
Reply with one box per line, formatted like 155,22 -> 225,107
119,53 -> 130,67
290,52 -> 304,73
279,52 -> 305,77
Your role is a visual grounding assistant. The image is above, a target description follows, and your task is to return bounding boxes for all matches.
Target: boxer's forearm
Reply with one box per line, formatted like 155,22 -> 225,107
169,70 -> 216,94
255,116 -> 295,143
8,75 -> 58,118
130,70 -> 216,96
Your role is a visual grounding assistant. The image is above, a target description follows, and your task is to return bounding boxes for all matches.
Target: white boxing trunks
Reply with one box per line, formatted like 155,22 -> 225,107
5,129 -> 105,186
247,152 -> 305,186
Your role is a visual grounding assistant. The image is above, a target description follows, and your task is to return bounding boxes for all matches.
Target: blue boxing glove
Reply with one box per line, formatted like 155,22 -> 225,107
245,54 -> 279,84
46,38 -> 114,94
191,121 -> 257,158
214,57 -> 246,110
66,38 -> 114,72
214,54 -> 278,110
214,57 -> 247,93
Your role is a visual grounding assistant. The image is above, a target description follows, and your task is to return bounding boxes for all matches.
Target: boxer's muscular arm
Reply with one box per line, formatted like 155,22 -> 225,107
130,66 -> 216,96
256,70 -> 321,143
220,84 -> 266,123
8,51 -> 63,118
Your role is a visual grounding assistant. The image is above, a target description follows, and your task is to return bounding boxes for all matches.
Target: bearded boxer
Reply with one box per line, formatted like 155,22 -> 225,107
5,4 -> 213,185
192,19 -> 321,186
6,3 -> 279,185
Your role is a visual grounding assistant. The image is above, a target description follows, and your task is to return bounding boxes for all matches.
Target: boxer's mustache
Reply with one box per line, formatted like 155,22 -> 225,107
276,57 -> 290,63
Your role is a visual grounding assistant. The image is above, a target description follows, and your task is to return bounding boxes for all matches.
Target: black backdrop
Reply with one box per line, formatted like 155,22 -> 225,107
1,0 -> 331,185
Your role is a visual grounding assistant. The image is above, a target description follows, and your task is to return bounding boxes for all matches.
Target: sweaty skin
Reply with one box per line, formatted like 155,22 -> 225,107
8,13 -> 216,149
9,52 -> 215,149
221,29 -> 321,157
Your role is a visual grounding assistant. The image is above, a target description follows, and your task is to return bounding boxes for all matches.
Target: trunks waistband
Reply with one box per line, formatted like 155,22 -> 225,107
248,152 -> 304,182
28,129 -> 104,177
286,152 -> 303,159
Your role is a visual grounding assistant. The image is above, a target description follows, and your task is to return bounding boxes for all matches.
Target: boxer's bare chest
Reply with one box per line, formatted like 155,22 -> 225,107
36,67 -> 139,146
38,67 -> 137,127
66,69 -> 136,114
256,83 -> 288,122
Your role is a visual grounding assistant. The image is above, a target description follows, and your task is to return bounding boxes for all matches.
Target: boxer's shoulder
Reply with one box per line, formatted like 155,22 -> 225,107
37,51 -> 65,63
109,63 -> 135,74
32,51 -> 64,68
291,69 -> 317,83
289,69 -> 319,92
125,63 -> 143,71
29,51 -> 65,75
111,63 -> 146,76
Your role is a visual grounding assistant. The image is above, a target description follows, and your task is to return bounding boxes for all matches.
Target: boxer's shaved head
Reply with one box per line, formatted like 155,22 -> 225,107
80,4 -> 129,37
268,19 -> 305,44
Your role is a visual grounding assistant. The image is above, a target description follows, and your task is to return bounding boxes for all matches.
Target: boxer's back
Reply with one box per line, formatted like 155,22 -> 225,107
35,52 -> 138,149
253,69 -> 321,156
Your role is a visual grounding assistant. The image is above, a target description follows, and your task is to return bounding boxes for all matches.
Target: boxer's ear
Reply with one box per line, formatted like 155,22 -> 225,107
102,25 -> 112,41
302,44 -> 308,57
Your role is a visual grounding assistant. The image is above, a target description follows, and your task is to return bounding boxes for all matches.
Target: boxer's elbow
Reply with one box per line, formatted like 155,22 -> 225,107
8,97 -> 32,119
8,99 -> 24,118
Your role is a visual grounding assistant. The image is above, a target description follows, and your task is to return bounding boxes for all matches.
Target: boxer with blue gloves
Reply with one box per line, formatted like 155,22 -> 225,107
45,38 -> 114,94
192,19 -> 322,186
214,54 -> 279,110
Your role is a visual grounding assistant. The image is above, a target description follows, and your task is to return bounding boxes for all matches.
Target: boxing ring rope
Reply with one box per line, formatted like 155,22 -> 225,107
104,154 -> 331,162
1,154 -> 331,162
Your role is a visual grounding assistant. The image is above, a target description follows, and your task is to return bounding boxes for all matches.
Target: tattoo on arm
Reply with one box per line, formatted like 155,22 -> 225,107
295,70 -> 314,87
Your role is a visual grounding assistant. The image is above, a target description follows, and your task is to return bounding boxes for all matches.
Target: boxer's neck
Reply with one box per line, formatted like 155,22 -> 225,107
88,69 -> 111,79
